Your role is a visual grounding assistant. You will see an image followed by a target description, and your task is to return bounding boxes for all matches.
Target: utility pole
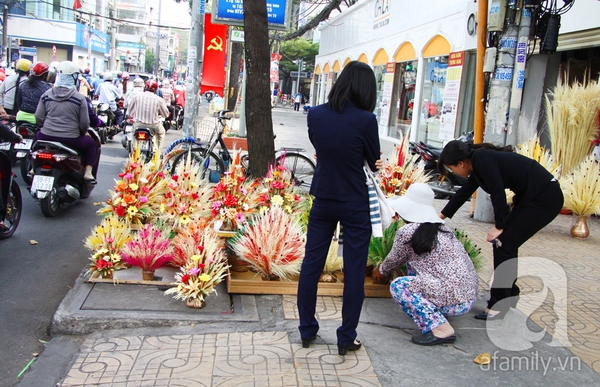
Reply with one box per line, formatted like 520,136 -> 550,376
182,0 -> 204,137
296,59 -> 303,94
154,0 -> 162,76
2,2 -> 12,65
474,0 -> 531,222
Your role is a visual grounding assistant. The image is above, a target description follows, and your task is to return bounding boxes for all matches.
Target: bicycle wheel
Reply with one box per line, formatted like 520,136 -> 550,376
276,153 -> 315,192
170,147 -> 225,182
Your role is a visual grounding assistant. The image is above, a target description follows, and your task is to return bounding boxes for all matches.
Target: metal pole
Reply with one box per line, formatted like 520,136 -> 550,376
2,4 -> 9,65
182,0 -> 204,137
87,21 -> 93,71
155,0 -> 161,76
296,59 -> 302,94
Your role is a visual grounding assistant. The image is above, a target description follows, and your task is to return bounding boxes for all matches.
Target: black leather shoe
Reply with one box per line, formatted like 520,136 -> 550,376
411,331 -> 456,346
301,336 -> 317,348
337,339 -> 362,355
474,309 -> 508,320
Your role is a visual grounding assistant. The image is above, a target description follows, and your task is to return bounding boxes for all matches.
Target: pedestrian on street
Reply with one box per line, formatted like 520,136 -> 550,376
372,183 -> 478,346
293,93 -> 302,111
297,60 -> 381,356
438,140 -> 564,320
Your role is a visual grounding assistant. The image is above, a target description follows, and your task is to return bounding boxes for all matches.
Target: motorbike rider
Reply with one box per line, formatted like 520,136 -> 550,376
116,71 -> 131,95
34,60 -> 98,183
160,79 -> 175,126
14,62 -> 52,125
174,84 -> 186,106
0,59 -> 33,116
0,124 -> 23,231
124,77 -> 145,110
128,80 -> 169,152
94,72 -> 124,129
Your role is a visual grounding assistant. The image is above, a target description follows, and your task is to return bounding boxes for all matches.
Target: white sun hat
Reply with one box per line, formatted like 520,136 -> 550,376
387,183 -> 444,224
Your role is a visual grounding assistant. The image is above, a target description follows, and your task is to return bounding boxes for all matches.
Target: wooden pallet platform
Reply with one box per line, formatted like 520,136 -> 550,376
226,270 -> 391,298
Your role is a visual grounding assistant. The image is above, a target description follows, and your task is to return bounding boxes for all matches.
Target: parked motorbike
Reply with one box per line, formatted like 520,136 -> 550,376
0,145 -> 22,239
15,122 -> 39,185
29,129 -> 101,217
410,133 -> 473,199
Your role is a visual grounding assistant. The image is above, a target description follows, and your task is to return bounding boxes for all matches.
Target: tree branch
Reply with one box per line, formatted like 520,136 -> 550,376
279,0 -> 345,41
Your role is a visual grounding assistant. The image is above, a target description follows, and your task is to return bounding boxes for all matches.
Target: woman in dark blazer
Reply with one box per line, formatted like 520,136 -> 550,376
297,61 -> 380,356
438,140 -> 563,320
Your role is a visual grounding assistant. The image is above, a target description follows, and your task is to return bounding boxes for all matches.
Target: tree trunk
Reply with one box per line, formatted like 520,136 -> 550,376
227,42 -> 243,111
243,0 -> 275,178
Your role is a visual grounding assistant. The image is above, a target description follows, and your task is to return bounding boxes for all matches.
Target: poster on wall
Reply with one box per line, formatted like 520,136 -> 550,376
270,53 -> 282,83
379,62 -> 395,128
439,52 -> 464,141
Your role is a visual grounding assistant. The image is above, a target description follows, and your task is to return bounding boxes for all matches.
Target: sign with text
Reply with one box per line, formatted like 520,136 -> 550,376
379,62 -> 395,127
439,52 -> 464,141
211,0 -> 292,31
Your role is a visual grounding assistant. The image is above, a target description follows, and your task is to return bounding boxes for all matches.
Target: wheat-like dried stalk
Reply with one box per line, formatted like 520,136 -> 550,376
231,207 -> 305,280
546,80 -> 600,176
516,137 -> 561,178
560,154 -> 600,216
379,133 -> 430,197
324,224 -> 343,272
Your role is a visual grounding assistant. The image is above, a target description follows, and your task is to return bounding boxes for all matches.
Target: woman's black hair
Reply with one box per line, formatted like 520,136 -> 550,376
406,223 -> 450,255
437,139 -> 514,174
26,73 -> 46,86
327,60 -> 377,113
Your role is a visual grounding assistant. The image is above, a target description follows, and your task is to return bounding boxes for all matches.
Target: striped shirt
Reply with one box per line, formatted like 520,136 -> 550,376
128,91 -> 169,125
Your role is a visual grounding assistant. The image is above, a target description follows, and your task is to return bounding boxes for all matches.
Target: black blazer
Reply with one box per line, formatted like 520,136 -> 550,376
308,101 -> 380,201
441,150 -> 555,229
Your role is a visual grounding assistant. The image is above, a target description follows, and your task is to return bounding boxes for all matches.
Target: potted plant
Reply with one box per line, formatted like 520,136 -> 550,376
560,154 -> 600,238
367,219 -> 404,283
378,135 -> 430,198
230,207 -> 305,281
210,154 -> 257,235
166,229 -> 229,308
98,155 -> 167,227
120,224 -> 174,280
158,156 -> 213,231
84,215 -> 132,280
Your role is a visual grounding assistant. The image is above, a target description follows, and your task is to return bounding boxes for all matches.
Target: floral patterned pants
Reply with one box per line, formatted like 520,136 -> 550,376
390,276 -> 475,333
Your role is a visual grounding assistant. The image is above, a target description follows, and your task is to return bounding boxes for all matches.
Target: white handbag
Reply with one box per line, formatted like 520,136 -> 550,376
364,162 -> 394,236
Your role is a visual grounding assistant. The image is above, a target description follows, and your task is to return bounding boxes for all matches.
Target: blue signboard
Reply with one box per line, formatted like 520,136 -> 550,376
212,0 -> 291,31
75,23 -> 110,54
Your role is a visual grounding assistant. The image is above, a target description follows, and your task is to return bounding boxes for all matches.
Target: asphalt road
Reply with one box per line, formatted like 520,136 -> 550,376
0,135 -> 129,386
0,107 -> 314,386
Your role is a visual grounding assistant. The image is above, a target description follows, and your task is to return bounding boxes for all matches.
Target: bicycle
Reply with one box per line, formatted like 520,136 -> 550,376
165,109 -> 316,191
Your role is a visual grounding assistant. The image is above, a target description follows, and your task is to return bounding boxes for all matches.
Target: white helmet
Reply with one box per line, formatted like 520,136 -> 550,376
57,61 -> 80,75
50,61 -> 60,69
133,77 -> 145,87
162,79 -> 170,87
103,72 -> 114,81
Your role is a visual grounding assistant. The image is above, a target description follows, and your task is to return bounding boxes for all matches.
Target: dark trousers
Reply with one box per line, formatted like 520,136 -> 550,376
297,197 -> 371,346
488,181 -> 563,311
35,132 -> 99,168
294,102 -> 301,111
112,108 -> 124,127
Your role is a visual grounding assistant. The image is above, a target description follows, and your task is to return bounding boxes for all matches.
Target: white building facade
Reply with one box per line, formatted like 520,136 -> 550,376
312,0 -> 600,148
